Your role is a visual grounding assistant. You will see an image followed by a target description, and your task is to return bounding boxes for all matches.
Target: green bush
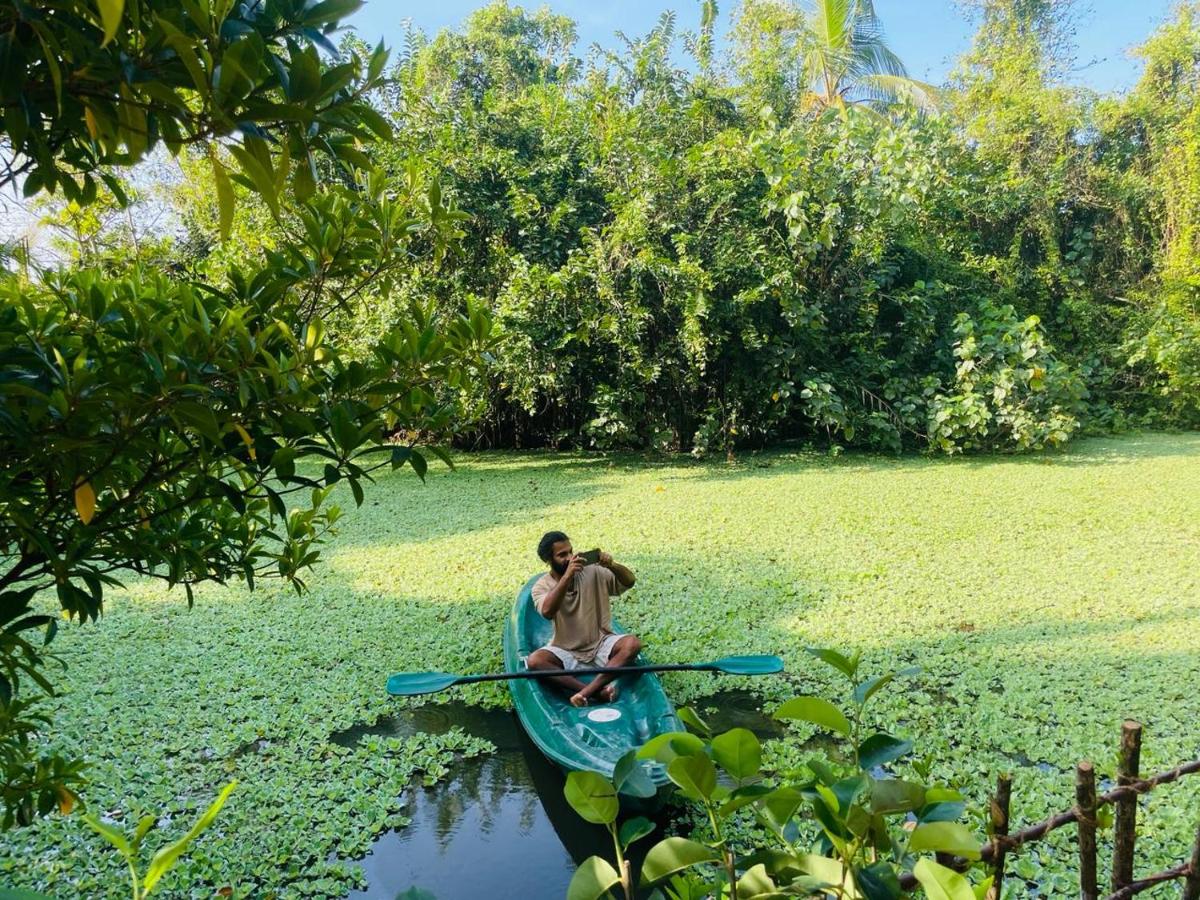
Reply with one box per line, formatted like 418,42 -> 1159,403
928,303 -> 1086,453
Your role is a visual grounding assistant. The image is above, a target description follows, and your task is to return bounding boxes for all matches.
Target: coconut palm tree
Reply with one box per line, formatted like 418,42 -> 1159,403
800,0 -> 940,114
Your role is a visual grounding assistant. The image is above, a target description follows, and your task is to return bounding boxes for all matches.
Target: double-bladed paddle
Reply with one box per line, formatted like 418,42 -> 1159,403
385,654 -> 785,697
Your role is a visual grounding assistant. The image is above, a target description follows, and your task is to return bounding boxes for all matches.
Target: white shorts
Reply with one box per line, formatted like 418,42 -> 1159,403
538,633 -> 624,671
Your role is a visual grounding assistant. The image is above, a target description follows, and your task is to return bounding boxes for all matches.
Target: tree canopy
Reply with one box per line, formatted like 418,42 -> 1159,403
335,0 -> 1195,454
0,0 -> 492,826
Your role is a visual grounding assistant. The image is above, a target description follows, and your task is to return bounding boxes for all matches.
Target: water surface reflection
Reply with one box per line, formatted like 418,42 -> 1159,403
338,690 -> 781,899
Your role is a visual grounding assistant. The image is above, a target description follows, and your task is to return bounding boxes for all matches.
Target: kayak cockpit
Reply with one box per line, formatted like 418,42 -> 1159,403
503,574 -> 681,802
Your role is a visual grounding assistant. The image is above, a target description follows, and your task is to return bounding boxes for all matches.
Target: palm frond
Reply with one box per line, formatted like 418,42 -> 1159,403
853,39 -> 909,79
855,73 -> 942,113
811,0 -> 856,52
799,0 -> 929,114
844,101 -> 892,126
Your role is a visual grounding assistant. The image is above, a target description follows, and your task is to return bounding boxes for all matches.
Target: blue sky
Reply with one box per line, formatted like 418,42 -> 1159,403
350,0 -> 1180,94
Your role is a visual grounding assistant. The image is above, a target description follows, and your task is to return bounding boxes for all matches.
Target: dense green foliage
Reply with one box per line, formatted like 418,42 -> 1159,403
62,0 -> 1198,456
316,0 -> 1194,454
0,0 -> 385,212
0,0 -> 491,826
1,434 -> 1196,896
565,653 -> 987,900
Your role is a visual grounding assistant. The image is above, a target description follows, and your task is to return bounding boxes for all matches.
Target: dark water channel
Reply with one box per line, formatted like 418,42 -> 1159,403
334,691 -> 783,900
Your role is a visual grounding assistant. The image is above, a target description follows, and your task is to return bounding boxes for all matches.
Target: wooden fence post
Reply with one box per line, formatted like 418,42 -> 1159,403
1113,720 -> 1143,891
986,773 -> 1013,900
1077,761 -> 1098,900
1182,819 -> 1200,900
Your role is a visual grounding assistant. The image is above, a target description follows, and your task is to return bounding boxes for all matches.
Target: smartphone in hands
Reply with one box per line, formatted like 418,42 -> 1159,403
579,548 -> 601,565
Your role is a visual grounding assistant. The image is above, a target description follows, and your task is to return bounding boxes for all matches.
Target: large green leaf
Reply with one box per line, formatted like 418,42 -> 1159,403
143,781 -> 237,893
82,814 -> 130,856
667,753 -> 717,801
761,786 -> 805,830
774,697 -> 851,736
676,706 -> 711,737
806,647 -> 859,679
795,854 -> 858,897
613,750 -> 657,799
711,727 -> 761,780
735,863 -> 775,897
640,837 -> 722,885
717,783 -> 773,817
908,822 -> 982,860
636,731 -> 706,763
209,150 -> 234,241
857,733 -> 913,770
618,816 -> 656,849
564,771 -> 619,825
869,779 -> 926,814
831,774 -> 868,812
566,855 -> 622,900
911,858 -> 977,900
918,799 -> 968,823
855,861 -> 902,900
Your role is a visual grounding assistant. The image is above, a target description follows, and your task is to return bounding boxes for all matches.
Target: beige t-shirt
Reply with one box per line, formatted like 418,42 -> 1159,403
531,564 -> 629,661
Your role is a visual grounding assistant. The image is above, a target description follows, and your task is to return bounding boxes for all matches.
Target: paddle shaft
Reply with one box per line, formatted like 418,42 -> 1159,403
386,655 -> 783,695
455,661 -> 727,686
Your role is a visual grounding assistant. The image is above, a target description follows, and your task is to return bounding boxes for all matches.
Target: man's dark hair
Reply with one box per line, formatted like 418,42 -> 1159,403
538,530 -> 569,563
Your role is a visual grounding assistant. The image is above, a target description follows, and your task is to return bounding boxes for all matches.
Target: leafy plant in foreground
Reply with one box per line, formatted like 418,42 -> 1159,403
563,758 -> 659,900
6,781 -> 236,900
0,0 -> 496,827
81,781 -> 237,900
565,650 -> 992,899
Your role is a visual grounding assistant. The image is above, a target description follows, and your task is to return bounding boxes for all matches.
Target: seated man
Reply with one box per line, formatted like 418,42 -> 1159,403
527,530 -> 641,708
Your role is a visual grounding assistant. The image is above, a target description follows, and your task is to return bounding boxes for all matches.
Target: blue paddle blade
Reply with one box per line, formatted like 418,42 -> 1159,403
386,671 -> 462,696
709,655 -> 785,676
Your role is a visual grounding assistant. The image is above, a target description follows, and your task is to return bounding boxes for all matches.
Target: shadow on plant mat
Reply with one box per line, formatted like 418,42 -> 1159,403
333,691 -> 783,900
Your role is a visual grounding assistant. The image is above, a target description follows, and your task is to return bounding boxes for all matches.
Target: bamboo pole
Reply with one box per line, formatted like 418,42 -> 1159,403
1113,720 -> 1143,891
897,757 -> 1200,893
988,757 -> 1200,860
1182,820 -> 1200,900
1078,761 -> 1099,900
986,773 -> 1013,900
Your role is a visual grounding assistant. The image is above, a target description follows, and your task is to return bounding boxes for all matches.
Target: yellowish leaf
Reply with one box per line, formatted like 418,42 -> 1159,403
84,106 -> 100,141
57,786 -> 77,815
96,0 -> 124,46
232,423 -> 256,460
74,481 -> 96,525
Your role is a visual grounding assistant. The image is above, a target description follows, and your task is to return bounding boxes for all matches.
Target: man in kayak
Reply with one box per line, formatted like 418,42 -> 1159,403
527,531 -> 640,707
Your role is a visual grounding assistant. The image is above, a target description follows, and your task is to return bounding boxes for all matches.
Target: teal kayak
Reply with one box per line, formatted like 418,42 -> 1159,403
502,573 -> 682,802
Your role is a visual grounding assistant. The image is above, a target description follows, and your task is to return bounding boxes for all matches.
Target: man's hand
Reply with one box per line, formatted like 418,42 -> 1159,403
564,555 -> 585,580
599,551 -> 636,589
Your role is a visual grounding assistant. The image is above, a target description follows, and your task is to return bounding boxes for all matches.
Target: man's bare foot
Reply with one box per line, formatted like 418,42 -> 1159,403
570,692 -> 588,707
598,684 -> 618,703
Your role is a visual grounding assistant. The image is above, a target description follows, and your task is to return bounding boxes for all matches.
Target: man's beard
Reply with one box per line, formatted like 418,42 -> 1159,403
551,559 -> 568,576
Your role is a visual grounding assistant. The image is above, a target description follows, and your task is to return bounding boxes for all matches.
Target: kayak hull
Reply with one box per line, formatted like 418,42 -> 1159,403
503,573 -> 682,805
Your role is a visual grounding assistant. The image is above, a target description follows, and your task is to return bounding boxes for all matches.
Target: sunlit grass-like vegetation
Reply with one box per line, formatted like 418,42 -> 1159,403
3,433 -> 1197,897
